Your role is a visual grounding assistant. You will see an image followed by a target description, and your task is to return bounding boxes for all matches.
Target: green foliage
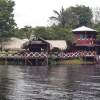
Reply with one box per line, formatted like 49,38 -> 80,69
0,0 -> 16,40
94,23 -> 100,40
14,26 -> 33,39
70,5 -> 93,26
50,5 -> 93,28
33,27 -> 49,39
33,26 -> 73,46
50,7 -> 67,27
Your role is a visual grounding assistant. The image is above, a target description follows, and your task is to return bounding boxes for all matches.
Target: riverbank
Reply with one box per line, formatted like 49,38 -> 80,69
0,51 -> 97,66
0,57 -> 97,66
48,58 -> 97,65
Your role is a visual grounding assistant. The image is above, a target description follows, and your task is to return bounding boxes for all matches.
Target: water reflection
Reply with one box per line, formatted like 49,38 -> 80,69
0,65 -> 100,99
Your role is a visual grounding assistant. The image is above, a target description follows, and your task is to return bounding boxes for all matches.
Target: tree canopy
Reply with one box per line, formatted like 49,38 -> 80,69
14,26 -> 33,39
0,0 -> 15,40
70,5 -> 93,27
50,5 -> 93,28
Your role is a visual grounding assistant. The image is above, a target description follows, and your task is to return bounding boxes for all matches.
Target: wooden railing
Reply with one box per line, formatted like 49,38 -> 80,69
0,51 -> 96,59
51,51 -> 96,58
76,39 -> 95,45
0,52 -> 48,58
22,52 -> 48,58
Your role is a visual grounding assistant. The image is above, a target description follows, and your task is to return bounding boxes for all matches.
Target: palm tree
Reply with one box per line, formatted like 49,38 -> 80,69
50,7 -> 79,28
50,7 -> 66,27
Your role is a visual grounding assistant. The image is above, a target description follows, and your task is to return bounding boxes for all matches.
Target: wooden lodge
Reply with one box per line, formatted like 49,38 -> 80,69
49,26 -> 100,61
72,26 -> 97,47
72,26 -> 99,61
0,26 -> 100,65
20,37 -> 50,65
0,37 -> 50,66
53,26 -> 98,60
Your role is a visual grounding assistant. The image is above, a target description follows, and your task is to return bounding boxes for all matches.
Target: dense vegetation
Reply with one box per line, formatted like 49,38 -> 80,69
0,0 -> 100,47
0,0 -> 15,41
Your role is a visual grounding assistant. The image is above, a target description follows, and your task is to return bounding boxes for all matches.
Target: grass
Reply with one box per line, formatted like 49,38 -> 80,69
56,58 -> 96,65
0,50 -> 18,56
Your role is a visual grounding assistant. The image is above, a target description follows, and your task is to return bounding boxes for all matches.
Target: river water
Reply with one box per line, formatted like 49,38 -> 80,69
0,64 -> 100,100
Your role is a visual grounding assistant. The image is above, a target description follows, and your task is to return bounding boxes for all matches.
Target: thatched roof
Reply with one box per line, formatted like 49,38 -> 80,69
2,37 -> 28,50
46,40 -> 67,50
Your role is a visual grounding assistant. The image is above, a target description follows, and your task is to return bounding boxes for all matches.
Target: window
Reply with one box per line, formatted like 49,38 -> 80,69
80,34 -> 86,39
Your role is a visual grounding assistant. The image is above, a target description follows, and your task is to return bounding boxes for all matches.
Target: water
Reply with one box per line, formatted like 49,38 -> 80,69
0,64 -> 100,100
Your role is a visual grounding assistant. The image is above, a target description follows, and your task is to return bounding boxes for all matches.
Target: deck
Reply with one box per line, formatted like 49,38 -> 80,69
0,51 -> 98,65
0,52 -> 48,66
50,51 -> 96,59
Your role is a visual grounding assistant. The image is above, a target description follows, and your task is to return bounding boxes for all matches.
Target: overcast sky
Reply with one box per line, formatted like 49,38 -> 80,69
13,0 -> 100,28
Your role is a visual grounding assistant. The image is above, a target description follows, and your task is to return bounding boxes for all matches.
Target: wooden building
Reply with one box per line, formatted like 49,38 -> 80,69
21,37 -> 50,65
72,26 -> 97,49
72,26 -> 98,61
22,37 -> 50,52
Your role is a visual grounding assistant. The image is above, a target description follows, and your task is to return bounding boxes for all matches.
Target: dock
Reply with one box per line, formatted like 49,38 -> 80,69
0,52 -> 48,66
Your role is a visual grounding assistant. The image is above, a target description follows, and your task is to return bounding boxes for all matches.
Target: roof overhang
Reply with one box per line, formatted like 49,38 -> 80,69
72,26 -> 97,33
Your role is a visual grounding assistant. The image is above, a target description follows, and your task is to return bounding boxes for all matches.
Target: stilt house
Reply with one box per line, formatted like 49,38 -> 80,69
72,26 -> 98,58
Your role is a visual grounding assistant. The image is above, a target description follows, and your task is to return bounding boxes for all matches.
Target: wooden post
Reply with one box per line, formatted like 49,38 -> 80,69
46,57 -> 48,65
5,57 -> 7,65
25,57 -> 27,66
35,58 -> 38,66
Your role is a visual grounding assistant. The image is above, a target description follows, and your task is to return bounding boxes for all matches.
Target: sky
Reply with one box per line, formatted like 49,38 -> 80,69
13,0 -> 100,28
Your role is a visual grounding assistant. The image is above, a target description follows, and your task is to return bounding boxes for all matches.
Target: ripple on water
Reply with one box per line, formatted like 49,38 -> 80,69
0,65 -> 100,100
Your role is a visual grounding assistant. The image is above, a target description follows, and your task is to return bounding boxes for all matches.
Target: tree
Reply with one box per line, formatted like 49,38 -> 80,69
33,26 -> 50,39
49,26 -> 73,45
14,26 -> 33,39
63,8 -> 79,28
21,26 -> 33,39
49,7 -> 67,27
50,5 -> 93,28
70,5 -> 93,26
0,0 -> 16,50
50,7 -> 78,28
0,0 -> 16,39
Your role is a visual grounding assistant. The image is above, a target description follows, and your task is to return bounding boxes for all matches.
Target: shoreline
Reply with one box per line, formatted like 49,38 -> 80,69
48,58 -> 97,65
0,51 -> 97,66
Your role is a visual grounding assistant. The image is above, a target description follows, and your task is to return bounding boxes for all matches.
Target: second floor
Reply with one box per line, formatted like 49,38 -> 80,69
74,33 -> 96,45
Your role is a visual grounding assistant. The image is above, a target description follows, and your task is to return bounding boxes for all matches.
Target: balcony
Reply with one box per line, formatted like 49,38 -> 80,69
75,39 -> 95,46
